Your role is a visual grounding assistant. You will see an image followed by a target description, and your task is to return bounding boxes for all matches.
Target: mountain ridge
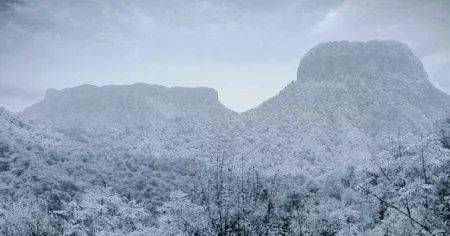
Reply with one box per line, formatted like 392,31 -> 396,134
18,40 -> 450,173
22,83 -> 235,136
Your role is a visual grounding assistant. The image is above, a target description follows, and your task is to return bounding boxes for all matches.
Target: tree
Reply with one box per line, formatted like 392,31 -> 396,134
358,133 -> 450,235
157,190 -> 211,235
64,187 -> 151,235
0,196 -> 62,235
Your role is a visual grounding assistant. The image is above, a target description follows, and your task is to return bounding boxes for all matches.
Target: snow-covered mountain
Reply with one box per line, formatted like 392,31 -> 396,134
241,40 -> 450,175
246,40 -> 449,136
22,83 -> 237,160
22,83 -> 234,137
16,84 -> 240,216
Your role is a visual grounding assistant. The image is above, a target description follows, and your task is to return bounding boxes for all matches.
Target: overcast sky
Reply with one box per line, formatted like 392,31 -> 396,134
0,0 -> 449,112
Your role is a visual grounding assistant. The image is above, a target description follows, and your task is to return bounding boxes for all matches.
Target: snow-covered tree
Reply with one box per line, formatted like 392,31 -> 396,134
64,187 -> 151,235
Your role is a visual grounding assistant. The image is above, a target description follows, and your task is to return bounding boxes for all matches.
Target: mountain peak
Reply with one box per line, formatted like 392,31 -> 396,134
247,40 -> 449,137
297,40 -> 427,83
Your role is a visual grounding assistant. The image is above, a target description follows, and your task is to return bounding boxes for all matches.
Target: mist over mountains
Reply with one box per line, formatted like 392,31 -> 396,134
1,40 -> 449,235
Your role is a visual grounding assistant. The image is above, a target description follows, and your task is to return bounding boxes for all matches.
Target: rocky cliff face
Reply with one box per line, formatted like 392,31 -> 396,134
297,40 -> 427,83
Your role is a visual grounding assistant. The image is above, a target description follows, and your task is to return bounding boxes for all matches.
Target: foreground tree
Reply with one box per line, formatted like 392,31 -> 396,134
359,133 -> 449,235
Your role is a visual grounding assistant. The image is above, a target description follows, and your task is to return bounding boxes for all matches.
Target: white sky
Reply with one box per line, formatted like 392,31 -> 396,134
0,0 -> 449,112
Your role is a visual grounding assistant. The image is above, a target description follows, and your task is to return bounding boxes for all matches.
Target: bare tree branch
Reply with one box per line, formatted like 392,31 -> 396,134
354,186 -> 432,234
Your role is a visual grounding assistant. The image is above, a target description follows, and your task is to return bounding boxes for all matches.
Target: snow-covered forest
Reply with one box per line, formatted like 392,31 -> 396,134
0,40 -> 449,235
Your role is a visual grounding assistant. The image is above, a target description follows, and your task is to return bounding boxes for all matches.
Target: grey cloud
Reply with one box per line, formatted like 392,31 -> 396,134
0,0 -> 21,12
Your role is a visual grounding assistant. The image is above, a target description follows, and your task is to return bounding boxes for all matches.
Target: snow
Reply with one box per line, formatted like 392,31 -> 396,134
1,40 -> 449,235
